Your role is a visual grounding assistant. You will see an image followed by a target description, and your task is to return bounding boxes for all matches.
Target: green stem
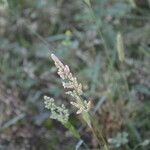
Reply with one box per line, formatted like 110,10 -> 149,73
63,121 -> 80,139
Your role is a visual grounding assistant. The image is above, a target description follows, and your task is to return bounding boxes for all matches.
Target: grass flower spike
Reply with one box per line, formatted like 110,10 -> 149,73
44,95 -> 80,139
44,95 -> 69,124
51,54 -> 83,95
51,53 -> 91,115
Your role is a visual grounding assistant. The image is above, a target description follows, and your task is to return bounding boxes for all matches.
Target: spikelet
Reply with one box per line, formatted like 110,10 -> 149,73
117,32 -> 125,63
70,100 -> 92,114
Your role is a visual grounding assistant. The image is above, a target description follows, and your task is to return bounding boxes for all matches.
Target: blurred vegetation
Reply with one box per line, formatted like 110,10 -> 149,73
0,0 -> 150,150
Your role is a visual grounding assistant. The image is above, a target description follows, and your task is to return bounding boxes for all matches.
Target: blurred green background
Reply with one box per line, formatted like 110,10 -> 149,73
0,0 -> 150,150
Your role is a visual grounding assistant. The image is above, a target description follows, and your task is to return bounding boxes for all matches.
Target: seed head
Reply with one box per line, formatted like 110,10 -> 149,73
44,95 -> 69,124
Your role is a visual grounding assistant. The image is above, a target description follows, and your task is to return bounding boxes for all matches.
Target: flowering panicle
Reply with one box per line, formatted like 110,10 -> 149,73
51,54 -> 91,114
51,54 -> 83,95
44,95 -> 69,124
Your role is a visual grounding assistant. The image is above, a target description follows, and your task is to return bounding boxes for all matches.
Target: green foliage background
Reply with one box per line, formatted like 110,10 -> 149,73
0,0 -> 150,150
